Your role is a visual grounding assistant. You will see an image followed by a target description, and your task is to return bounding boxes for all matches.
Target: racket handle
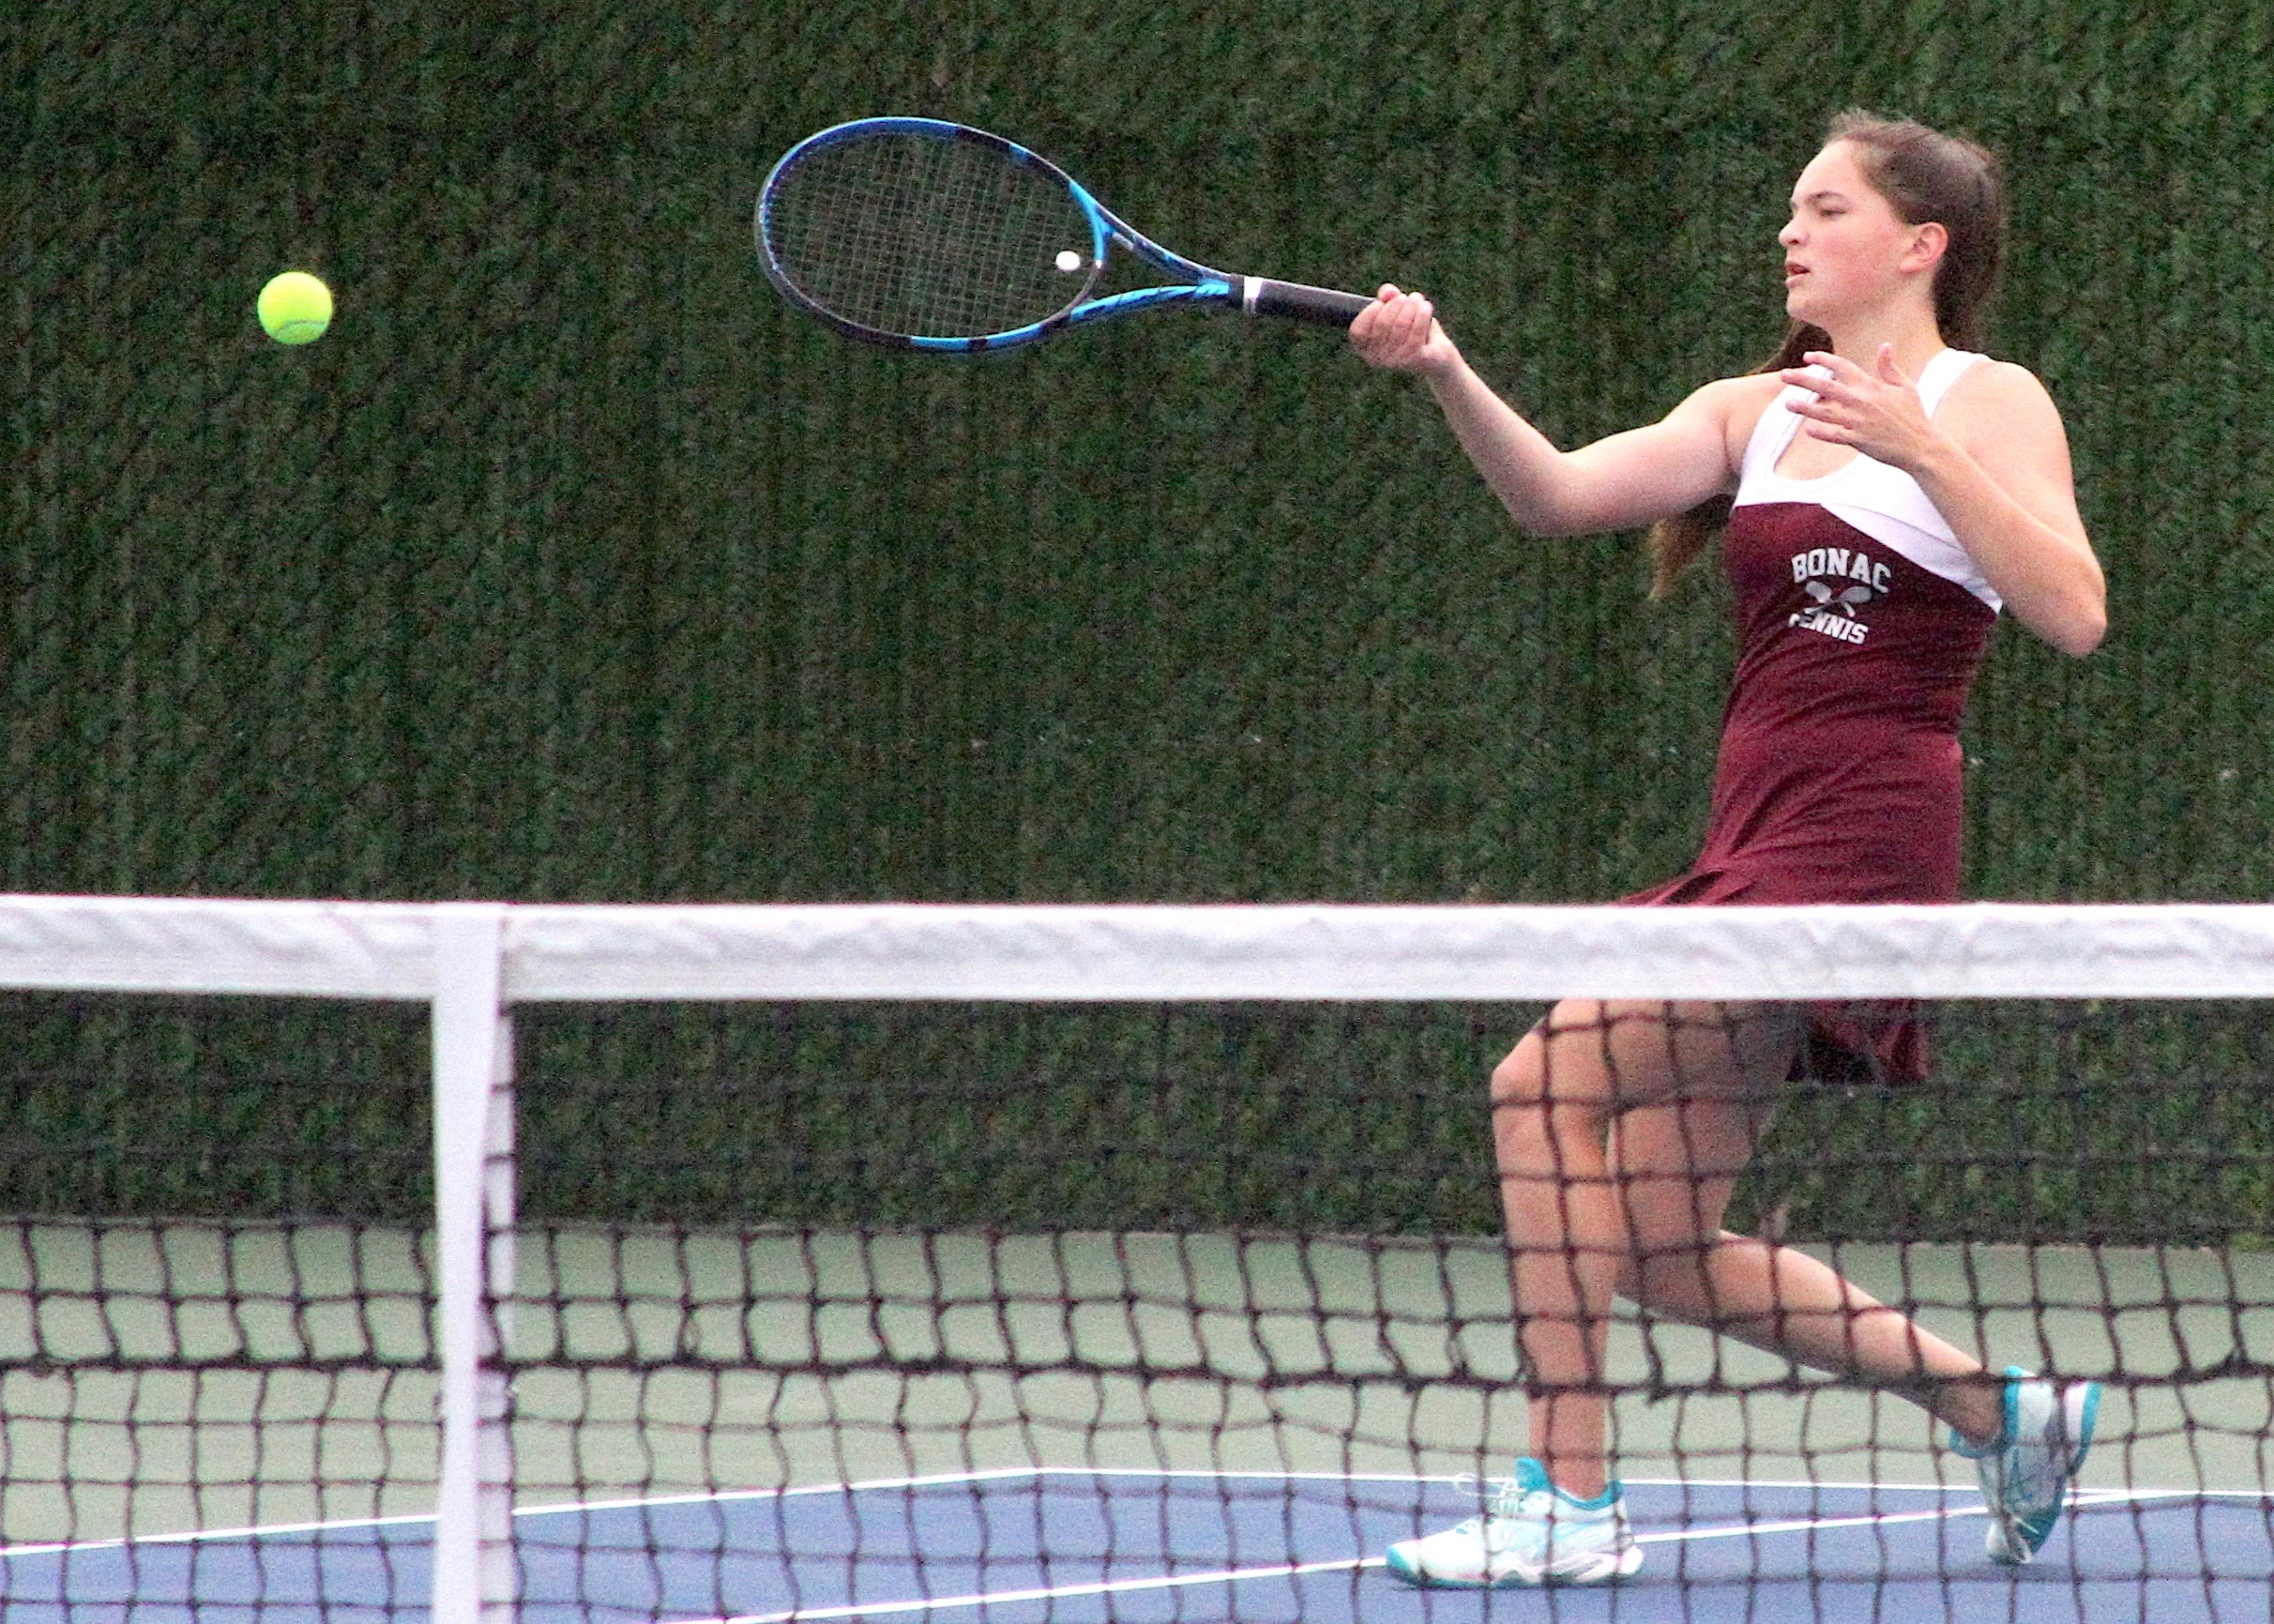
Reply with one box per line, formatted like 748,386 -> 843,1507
1241,278 -> 1372,327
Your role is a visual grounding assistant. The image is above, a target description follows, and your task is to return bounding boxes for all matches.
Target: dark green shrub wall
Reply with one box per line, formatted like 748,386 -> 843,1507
7,4 -> 2270,1237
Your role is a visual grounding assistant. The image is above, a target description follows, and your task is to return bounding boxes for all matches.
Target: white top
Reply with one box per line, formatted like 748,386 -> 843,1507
1733,346 -> 2000,611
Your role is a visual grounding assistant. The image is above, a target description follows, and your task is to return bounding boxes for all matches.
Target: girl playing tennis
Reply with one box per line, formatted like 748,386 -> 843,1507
1348,112 -> 2106,1587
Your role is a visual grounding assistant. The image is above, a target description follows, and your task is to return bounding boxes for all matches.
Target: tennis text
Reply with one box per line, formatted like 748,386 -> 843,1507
1793,610 -> 1871,644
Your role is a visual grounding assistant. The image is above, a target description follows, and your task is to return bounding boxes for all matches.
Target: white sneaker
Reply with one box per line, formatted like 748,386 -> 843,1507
1385,1458 -> 1642,1587
1951,1367 -> 2100,1565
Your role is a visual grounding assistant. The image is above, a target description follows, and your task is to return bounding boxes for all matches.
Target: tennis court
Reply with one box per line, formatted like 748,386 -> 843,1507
6,1203 -> 2269,1619
8,1468 -> 2271,1622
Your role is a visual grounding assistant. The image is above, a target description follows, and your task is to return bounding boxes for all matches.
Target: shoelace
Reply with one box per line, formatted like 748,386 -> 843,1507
1489,1483 -> 1559,1522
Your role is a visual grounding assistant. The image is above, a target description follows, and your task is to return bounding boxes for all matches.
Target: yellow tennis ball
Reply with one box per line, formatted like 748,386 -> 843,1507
258,271 -> 333,344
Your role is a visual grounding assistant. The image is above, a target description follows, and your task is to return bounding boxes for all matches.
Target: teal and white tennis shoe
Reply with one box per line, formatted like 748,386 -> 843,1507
1951,1367 -> 2100,1564
1384,1458 -> 1643,1587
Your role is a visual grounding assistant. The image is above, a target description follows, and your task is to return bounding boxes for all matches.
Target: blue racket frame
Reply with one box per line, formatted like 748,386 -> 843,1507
757,117 -> 1364,352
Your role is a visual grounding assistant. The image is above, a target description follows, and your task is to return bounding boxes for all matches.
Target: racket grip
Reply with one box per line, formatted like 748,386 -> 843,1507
1242,278 -> 1372,327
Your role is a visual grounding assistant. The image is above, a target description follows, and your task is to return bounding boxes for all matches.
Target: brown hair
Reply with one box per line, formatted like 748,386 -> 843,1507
1645,111 -> 2007,598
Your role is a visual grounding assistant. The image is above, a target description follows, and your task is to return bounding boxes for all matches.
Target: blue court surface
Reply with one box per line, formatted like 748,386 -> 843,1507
4,1468 -> 2269,1622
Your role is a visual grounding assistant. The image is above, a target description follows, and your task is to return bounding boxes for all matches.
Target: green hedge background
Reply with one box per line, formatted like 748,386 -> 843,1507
12,1 -> 2272,906
6,2 -> 2272,1237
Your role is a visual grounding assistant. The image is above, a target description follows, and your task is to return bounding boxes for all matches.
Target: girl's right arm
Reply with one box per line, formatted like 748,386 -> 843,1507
1350,287 -> 1759,537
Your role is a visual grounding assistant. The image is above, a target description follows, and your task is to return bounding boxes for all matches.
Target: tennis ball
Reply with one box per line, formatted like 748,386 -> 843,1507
1054,250 -> 1083,273
258,271 -> 333,344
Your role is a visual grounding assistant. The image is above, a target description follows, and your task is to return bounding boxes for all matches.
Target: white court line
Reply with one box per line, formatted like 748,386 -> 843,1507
0,1469 -> 2245,1567
661,1553 -> 1387,1624
502,1468 -> 2254,1525
523,1463 -> 1475,1523
0,1509 -> 439,1562
652,1482 -> 2236,1624
0,1465 -> 1387,1557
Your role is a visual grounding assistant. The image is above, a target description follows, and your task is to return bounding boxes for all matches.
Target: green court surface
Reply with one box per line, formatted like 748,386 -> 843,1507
3,1221 -> 2266,1548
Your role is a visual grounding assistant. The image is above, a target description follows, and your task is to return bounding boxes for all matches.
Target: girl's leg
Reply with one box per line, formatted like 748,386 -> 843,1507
1489,997 -> 1801,1498
1610,1101 -> 2006,1446
1611,1100 -> 2103,1567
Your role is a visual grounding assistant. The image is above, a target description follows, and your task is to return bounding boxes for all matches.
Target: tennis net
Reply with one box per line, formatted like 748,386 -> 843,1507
2,897 -> 2270,1621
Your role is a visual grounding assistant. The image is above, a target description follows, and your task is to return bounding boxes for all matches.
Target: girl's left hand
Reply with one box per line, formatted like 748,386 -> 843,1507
1778,345 -> 1938,472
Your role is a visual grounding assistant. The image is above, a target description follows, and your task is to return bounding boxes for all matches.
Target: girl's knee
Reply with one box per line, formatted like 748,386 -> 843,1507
1491,1001 -> 1607,1104
1489,1045 -> 1539,1105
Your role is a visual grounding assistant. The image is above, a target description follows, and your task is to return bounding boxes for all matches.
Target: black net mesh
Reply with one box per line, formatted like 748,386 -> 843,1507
497,999 -> 2274,1616
0,993 -> 436,1604
4,980 -> 2271,1616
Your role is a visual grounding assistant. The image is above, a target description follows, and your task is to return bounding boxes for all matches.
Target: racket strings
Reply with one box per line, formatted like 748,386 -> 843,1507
766,134 -> 1094,340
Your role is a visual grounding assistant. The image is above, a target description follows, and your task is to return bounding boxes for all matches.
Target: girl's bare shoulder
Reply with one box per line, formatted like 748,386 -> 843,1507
1940,357 -> 2067,448
1689,372 -> 1790,466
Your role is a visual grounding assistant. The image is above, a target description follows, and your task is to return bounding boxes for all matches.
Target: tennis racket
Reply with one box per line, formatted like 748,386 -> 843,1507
755,117 -> 1372,352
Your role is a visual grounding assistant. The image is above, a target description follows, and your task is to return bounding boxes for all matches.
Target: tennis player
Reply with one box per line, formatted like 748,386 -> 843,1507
1349,112 -> 2106,1587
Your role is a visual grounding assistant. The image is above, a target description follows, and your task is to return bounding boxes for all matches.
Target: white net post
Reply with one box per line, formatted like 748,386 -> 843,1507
432,903 -> 519,1623
484,1003 -> 519,1593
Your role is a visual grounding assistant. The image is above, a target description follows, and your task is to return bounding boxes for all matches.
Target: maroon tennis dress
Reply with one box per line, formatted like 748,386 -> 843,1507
1627,349 -> 2001,1080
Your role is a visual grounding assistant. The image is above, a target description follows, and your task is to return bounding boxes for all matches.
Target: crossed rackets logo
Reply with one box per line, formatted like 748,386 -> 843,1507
1788,565 -> 1885,645
1799,577 -> 1875,616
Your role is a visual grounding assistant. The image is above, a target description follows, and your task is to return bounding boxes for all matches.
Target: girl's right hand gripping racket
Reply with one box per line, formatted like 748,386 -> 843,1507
756,117 -> 1372,353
